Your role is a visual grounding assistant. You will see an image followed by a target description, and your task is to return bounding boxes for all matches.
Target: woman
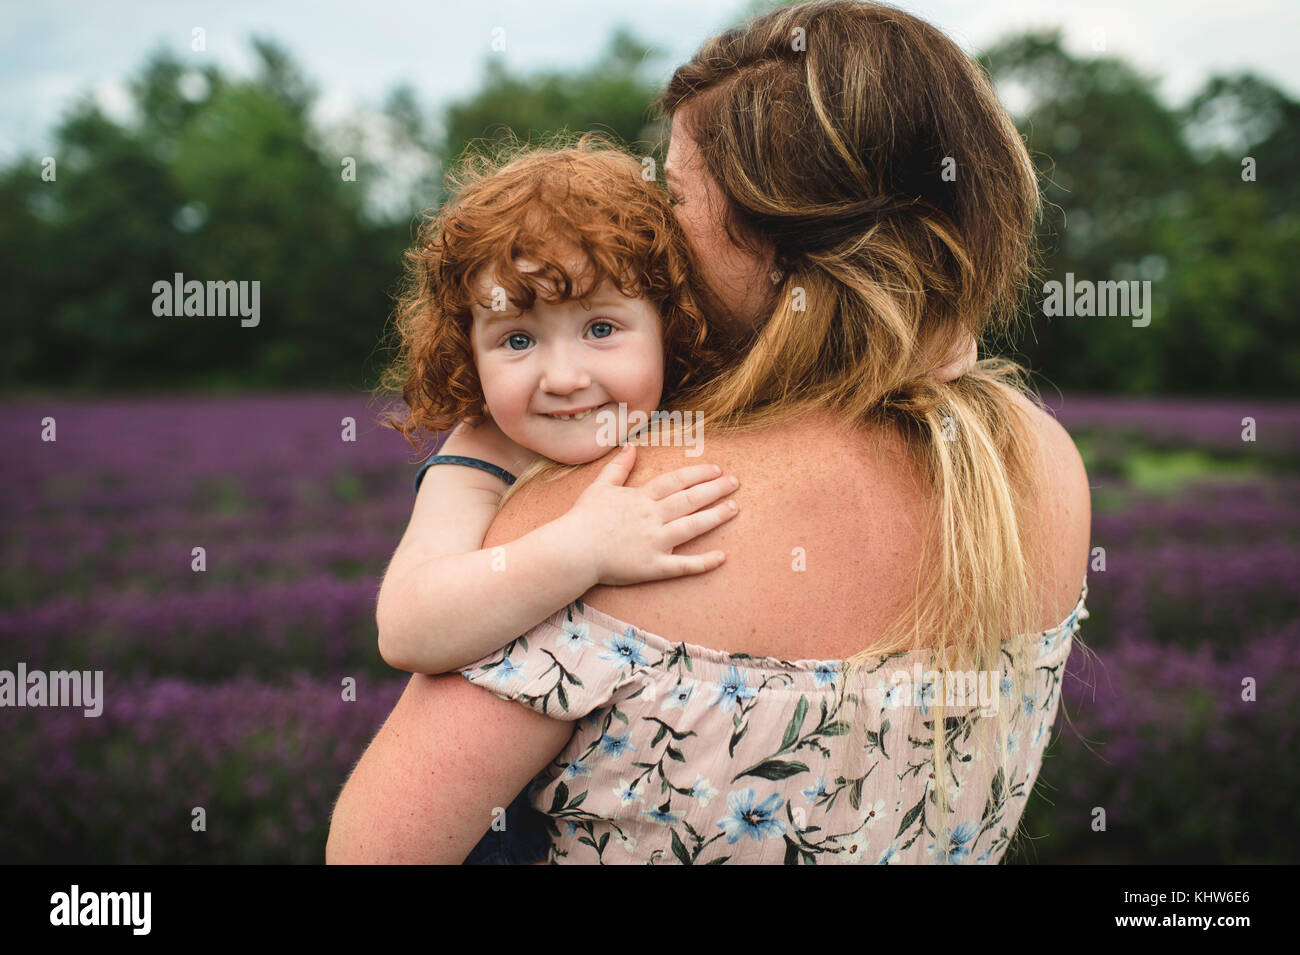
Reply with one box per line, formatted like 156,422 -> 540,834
327,0 -> 1091,864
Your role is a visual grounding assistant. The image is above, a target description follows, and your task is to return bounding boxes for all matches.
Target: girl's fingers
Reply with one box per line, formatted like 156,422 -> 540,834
662,498 -> 740,546
657,474 -> 740,522
590,443 -> 637,486
661,551 -> 727,578
642,463 -> 730,501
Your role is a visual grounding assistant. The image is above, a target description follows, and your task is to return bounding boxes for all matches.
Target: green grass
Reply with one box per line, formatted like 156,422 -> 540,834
1123,448 -> 1260,493
332,472 -> 364,502
1074,432 -> 1265,501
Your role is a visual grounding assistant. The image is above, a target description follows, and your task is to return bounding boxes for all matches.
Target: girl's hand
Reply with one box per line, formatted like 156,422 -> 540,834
560,444 -> 740,586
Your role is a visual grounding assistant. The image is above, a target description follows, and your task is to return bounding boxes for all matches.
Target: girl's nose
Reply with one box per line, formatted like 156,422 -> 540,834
539,354 -> 591,393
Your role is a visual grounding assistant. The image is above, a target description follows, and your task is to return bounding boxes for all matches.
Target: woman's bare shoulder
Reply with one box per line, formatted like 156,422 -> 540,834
481,397 -> 1091,651
1003,390 -> 1091,532
485,419 -> 793,535
482,415 -> 928,657
483,413 -> 886,544
1009,390 -> 1093,617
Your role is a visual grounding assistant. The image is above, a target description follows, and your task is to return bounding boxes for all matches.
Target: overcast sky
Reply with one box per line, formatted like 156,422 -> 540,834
2,0 -> 1296,166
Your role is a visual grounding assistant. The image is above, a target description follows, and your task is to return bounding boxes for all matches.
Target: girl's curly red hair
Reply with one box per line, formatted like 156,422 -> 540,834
376,132 -> 732,455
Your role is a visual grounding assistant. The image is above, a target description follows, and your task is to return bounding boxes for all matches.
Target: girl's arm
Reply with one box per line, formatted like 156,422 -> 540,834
376,417 -> 552,673
376,422 -> 741,674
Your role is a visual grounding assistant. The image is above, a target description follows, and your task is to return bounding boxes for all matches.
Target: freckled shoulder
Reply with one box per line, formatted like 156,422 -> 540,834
484,403 -> 1086,655
480,439 -> 748,550
482,415 -> 926,658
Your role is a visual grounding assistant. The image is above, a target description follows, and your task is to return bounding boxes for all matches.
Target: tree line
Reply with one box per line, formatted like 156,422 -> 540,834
1,28 -> 1294,397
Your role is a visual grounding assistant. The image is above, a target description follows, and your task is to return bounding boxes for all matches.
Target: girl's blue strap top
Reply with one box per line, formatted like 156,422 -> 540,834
414,454 -> 517,493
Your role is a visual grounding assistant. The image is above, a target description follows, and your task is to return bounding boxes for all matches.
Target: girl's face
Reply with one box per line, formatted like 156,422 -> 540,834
469,254 -> 665,465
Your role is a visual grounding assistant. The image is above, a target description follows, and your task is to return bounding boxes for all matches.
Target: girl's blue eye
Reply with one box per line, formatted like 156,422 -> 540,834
501,322 -> 613,350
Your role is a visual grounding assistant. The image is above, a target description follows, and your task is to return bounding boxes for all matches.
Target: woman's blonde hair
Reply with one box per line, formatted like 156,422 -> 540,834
504,0 -> 1056,861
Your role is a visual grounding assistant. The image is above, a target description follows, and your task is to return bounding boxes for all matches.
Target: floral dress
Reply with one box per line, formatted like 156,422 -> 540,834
457,577 -> 1087,864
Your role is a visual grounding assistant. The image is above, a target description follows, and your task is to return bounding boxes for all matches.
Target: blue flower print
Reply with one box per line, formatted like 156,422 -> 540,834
662,679 -> 697,711
1040,626 -> 1061,655
688,776 -> 717,807
598,731 -> 637,761
812,662 -> 838,687
598,627 -> 649,669
487,656 -> 526,685
558,619 -> 594,652
562,758 -> 592,780
643,803 -> 684,826
917,680 -> 936,716
883,680 -> 909,709
451,570 -> 1082,864
709,666 -> 758,713
928,821 -> 979,864
613,778 -> 645,805
717,789 -> 786,844
802,777 -> 828,802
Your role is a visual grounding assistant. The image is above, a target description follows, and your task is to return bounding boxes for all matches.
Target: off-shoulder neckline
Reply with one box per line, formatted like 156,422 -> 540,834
561,575 -> 1088,674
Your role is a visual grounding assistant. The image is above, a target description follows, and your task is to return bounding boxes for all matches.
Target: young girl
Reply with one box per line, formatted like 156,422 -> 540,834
375,136 -> 740,861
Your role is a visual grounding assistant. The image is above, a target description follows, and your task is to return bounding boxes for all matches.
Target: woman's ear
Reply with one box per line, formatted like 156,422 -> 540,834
929,334 -> 978,382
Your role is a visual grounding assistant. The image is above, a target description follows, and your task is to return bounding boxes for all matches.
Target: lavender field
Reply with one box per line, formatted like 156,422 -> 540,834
1,392 -> 1297,863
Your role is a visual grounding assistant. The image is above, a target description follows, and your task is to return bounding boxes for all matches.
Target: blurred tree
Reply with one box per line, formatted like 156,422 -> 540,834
0,39 -> 408,393
438,26 -> 669,178
0,25 -> 1293,397
982,32 -> 1298,397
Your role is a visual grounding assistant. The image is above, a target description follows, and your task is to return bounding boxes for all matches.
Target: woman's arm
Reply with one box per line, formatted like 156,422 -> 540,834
328,442 -> 721,864
328,463 -> 627,864
325,671 -> 574,864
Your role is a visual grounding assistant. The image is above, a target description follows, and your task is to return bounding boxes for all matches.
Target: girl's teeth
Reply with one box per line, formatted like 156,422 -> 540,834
551,407 -> 598,420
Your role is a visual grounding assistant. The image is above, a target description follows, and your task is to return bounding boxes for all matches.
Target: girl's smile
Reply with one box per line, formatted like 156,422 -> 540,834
540,401 -> 614,420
